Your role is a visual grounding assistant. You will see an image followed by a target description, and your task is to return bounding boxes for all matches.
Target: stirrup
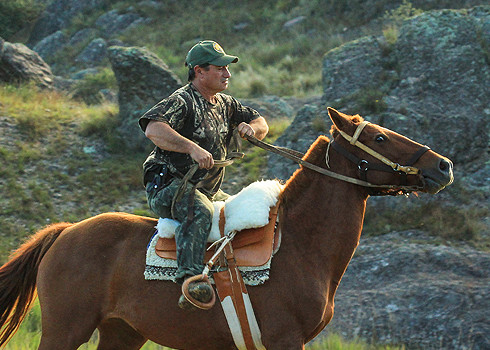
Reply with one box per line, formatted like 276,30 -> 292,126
181,274 -> 216,310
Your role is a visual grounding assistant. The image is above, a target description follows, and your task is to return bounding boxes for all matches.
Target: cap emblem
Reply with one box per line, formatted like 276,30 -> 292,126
213,42 -> 224,54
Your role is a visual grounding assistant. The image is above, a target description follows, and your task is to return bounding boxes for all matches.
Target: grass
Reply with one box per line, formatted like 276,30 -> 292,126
4,302 -> 405,350
0,84 -> 147,262
70,68 -> 118,105
0,83 -> 117,141
363,192 -> 489,249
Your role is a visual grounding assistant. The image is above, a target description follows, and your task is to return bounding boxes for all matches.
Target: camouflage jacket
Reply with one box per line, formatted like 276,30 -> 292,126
139,83 -> 260,197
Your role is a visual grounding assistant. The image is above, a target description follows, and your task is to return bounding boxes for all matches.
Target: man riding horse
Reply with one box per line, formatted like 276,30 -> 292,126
138,40 -> 269,310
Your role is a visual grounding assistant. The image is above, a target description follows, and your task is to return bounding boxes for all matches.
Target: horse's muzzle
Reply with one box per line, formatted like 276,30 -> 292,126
422,157 -> 454,194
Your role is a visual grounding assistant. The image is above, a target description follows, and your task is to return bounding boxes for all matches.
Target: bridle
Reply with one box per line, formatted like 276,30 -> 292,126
330,121 -> 430,195
245,121 -> 430,196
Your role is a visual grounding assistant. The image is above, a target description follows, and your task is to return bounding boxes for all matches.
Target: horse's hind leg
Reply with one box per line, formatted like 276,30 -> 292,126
37,322 -> 96,350
97,318 -> 147,350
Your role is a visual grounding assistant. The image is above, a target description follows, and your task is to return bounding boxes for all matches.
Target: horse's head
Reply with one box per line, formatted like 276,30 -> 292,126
328,107 -> 453,195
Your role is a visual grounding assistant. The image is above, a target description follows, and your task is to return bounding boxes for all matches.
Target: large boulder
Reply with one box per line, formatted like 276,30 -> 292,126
321,7 -> 489,168
107,46 -> 182,150
326,231 -> 489,350
75,38 -> 108,67
32,30 -> 68,62
270,7 -> 489,181
28,0 -> 108,45
0,37 -> 54,89
322,36 -> 387,102
95,9 -> 146,36
380,7 -> 489,166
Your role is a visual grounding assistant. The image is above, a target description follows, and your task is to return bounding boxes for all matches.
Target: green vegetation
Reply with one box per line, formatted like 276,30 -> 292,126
70,68 -> 118,105
0,0 -> 45,39
0,84 -> 147,262
364,194 -> 489,250
383,0 -> 424,28
224,117 -> 291,189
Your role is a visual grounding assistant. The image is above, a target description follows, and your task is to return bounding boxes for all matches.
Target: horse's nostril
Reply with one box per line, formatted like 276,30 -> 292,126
439,158 -> 451,172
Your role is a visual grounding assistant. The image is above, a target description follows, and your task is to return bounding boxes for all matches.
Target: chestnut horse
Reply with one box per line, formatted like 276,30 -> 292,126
0,108 -> 453,349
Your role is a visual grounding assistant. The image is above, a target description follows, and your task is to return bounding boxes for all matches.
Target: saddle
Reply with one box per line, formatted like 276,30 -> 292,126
155,203 -> 280,267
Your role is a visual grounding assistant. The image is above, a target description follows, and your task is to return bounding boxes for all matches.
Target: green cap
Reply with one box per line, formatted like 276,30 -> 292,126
185,40 -> 238,68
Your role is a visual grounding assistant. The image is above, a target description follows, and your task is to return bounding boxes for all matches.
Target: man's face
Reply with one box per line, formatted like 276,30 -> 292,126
197,64 -> 232,93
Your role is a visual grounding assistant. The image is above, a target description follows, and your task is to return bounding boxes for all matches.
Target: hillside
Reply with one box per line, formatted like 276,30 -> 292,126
0,1 -> 489,349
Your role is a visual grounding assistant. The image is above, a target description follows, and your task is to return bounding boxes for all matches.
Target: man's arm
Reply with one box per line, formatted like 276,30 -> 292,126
237,116 -> 269,140
145,120 -> 214,169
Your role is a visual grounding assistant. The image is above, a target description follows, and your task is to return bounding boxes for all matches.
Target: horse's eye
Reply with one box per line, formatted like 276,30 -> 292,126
375,135 -> 386,143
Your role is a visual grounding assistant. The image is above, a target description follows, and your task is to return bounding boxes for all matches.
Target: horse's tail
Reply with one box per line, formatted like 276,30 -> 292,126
0,222 -> 72,346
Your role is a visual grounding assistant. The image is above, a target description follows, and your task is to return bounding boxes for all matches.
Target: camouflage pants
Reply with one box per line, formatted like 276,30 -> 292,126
146,175 -> 229,284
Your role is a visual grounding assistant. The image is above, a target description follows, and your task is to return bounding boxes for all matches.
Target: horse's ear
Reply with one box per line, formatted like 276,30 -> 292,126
327,107 -> 350,131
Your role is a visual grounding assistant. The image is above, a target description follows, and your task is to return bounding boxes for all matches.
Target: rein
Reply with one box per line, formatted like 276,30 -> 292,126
245,121 -> 429,196
171,152 -> 244,219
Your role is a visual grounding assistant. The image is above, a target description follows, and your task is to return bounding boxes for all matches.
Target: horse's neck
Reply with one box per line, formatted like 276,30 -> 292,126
279,145 -> 367,283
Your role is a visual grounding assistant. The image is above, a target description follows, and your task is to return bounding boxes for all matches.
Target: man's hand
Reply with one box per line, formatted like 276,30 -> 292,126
237,122 -> 255,139
145,121 -> 214,169
189,144 -> 214,169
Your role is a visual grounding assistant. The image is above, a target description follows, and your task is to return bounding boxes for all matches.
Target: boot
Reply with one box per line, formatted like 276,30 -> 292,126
178,280 -> 214,310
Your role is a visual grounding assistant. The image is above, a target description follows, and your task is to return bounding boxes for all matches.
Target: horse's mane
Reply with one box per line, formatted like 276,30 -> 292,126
279,135 -> 331,208
279,113 -> 365,208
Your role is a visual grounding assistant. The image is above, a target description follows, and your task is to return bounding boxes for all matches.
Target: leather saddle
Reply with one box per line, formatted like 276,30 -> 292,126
155,203 -> 280,267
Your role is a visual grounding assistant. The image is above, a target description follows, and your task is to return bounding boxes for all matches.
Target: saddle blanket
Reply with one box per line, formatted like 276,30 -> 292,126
144,180 -> 283,285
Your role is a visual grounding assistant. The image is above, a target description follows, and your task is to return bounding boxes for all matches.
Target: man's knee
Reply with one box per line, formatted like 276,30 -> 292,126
192,202 -> 214,230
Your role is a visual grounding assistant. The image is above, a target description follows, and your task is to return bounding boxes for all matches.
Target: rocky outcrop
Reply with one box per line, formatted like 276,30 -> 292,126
27,1 -> 148,77
107,46 -> 182,150
270,7 -> 489,180
95,9 -> 146,36
322,36 -> 387,102
323,7 -> 489,167
28,0 -> 109,45
265,10 -> 489,349
326,231 -> 489,350
32,30 -> 68,61
238,95 -> 296,121
378,7 -> 489,166
0,37 -> 54,89
75,38 -> 108,66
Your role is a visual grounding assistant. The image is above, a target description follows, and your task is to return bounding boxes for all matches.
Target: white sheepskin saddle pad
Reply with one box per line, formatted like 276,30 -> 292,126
156,180 -> 283,241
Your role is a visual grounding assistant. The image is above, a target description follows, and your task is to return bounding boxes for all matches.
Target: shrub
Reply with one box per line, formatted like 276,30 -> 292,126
249,79 -> 268,97
0,0 -> 44,39
383,0 -> 423,27
70,69 -> 117,105
382,25 -> 399,46
364,200 -> 487,244
354,88 -> 387,114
